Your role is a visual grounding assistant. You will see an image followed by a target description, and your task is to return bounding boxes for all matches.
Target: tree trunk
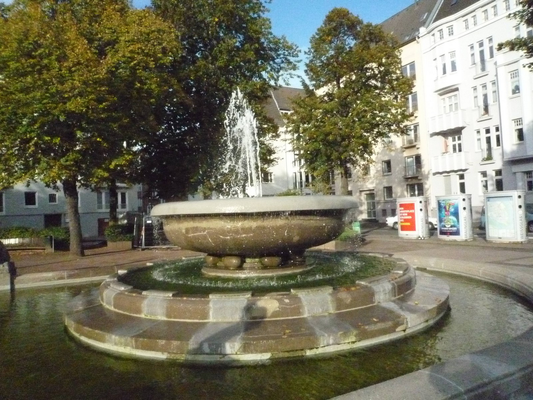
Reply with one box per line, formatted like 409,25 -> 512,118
109,178 -> 118,225
339,166 -> 350,195
62,178 -> 85,257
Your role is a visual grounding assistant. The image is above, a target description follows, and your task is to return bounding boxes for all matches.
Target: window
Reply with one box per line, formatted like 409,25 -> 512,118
406,183 -> 424,197
438,29 -> 444,40
118,192 -> 127,210
473,86 -> 478,108
458,174 -> 466,194
526,172 -> 533,191
402,62 -> 416,80
97,190 -> 128,211
97,191 -> 107,210
504,0 -> 510,12
464,19 -> 469,30
495,125 -> 501,147
481,83 -> 489,116
476,129 -> 482,151
24,192 -> 37,207
492,5 -> 498,16
0,192 -> 4,214
488,37 -> 494,59
403,124 -> 419,146
514,25 -> 521,38
48,193 -> 58,204
262,171 -> 273,183
447,25 -> 454,36
440,54 -> 447,75
483,9 -> 489,21
407,92 -> 418,113
480,171 -> 488,192
383,186 -> 393,200
472,15 -> 478,26
478,40 -> 486,72
469,44 -> 476,65
494,169 -> 503,191
450,51 -> 457,72
382,160 -> 392,175
491,80 -> 497,103
442,92 -> 459,114
450,135 -> 462,153
405,155 -> 422,177
513,118 -> 524,142
510,70 -> 520,95
484,127 -> 492,159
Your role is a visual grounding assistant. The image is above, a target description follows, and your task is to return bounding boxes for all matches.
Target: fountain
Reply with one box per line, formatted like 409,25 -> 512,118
64,89 -> 450,364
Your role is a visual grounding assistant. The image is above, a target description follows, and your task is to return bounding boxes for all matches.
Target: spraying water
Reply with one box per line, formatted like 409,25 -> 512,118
217,88 -> 262,198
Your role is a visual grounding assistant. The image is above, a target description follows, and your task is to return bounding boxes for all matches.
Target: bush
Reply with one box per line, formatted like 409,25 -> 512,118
38,226 -> 70,250
276,189 -> 301,196
336,228 -> 359,242
0,226 -> 39,239
104,224 -> 134,242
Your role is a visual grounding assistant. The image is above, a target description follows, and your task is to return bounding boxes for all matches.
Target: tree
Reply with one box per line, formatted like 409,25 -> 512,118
286,8 -> 413,194
498,0 -> 533,68
0,0 -> 181,255
142,0 -> 299,199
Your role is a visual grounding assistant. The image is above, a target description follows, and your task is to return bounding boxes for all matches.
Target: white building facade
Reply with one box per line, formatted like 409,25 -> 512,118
420,0 -> 531,220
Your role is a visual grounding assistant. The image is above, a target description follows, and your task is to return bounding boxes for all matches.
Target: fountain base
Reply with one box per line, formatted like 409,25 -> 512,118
64,254 -> 450,365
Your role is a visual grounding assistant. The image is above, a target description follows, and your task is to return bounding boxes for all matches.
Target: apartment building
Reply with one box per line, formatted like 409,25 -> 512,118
421,0 -> 530,219
0,182 -> 143,237
346,0 -> 441,221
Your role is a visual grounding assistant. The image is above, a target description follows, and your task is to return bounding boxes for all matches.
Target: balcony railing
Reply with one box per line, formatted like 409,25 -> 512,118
429,109 -> 467,135
431,152 -> 469,173
404,164 -> 422,178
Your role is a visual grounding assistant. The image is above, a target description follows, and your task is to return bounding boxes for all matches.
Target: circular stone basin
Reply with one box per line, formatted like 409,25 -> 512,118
150,196 -> 357,258
64,253 -> 450,365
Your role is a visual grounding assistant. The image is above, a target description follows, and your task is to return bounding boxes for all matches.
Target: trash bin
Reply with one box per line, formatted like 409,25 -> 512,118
352,221 -> 361,234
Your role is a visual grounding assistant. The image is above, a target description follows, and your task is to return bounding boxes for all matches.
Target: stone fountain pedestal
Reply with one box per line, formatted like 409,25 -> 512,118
64,256 -> 449,364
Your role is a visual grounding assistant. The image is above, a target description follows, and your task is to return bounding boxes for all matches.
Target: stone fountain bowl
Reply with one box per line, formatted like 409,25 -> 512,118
150,196 -> 357,257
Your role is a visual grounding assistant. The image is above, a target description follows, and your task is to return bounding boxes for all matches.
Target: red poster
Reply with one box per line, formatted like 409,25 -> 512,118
399,202 -> 416,232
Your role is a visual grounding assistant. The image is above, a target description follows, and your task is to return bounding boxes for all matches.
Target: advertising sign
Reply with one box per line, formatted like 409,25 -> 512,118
399,202 -> 416,232
486,195 -> 515,239
437,199 -> 461,236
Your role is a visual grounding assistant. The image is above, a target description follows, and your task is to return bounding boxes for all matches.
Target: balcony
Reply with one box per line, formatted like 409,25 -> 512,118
432,152 -> 470,173
404,164 -> 422,178
433,73 -> 461,93
429,110 -> 467,135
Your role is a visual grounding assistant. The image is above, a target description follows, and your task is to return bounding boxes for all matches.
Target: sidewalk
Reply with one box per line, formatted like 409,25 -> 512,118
4,230 -> 533,290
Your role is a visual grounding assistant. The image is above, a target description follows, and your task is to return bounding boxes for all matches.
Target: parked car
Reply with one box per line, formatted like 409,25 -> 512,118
385,215 -> 438,230
479,204 -> 533,232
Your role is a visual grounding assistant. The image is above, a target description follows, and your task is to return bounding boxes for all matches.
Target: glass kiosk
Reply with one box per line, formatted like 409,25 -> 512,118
397,197 -> 429,239
485,190 -> 527,243
436,195 -> 473,241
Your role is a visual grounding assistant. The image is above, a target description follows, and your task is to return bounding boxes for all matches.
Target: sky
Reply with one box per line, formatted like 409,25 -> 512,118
131,0 -> 417,86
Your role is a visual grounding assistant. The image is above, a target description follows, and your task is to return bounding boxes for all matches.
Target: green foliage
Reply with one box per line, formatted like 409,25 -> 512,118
498,1 -> 533,69
0,0 -> 181,254
104,224 -> 134,242
276,189 -> 302,196
144,0 -> 299,198
336,228 -> 358,242
286,8 -> 413,194
0,226 -> 39,239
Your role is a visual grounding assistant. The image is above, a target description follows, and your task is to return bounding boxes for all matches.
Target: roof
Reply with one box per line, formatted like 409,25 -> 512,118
264,86 -> 305,127
380,0 -> 442,44
433,0 -> 480,23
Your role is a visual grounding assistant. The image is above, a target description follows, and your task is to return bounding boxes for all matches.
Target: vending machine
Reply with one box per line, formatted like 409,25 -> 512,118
397,197 -> 429,239
436,195 -> 473,241
485,190 -> 527,243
